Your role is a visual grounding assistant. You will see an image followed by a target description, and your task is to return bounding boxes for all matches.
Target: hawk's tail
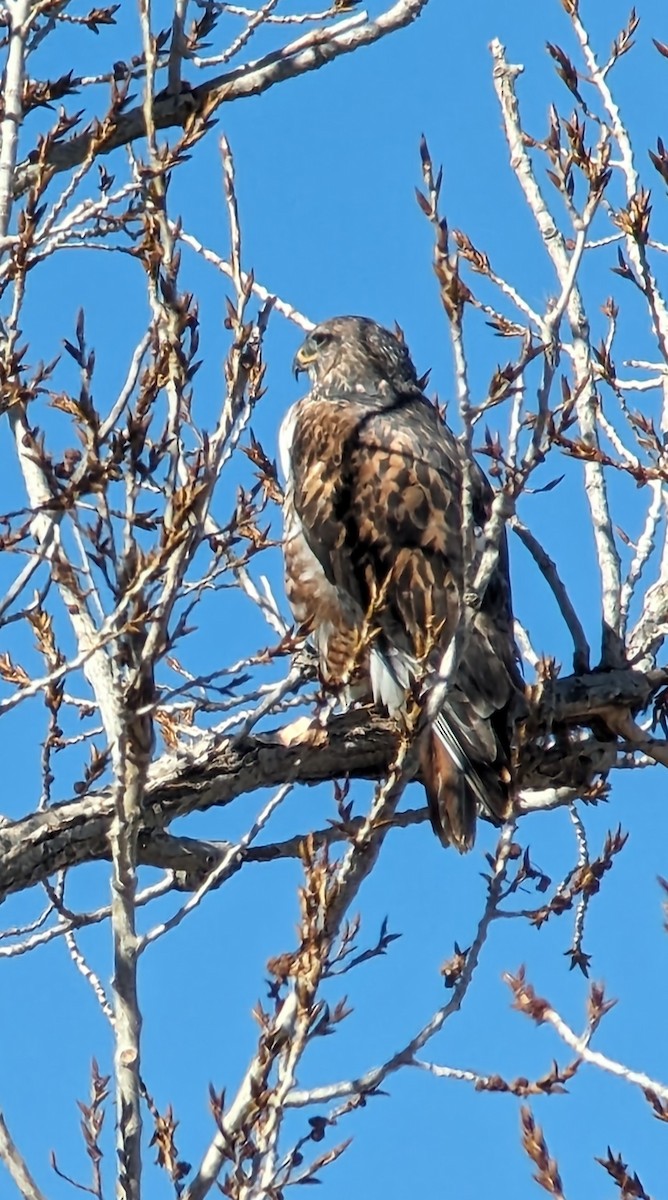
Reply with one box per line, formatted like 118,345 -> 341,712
420,711 -> 512,853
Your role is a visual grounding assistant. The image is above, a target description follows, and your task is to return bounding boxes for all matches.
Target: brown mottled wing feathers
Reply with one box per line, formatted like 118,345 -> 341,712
283,486 -> 369,691
291,393 -> 463,650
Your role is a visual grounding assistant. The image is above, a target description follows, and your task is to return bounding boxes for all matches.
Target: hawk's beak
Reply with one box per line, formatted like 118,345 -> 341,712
293,343 -> 316,379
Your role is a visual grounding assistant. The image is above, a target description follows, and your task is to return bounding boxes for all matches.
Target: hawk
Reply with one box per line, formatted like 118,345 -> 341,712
280,315 -> 522,851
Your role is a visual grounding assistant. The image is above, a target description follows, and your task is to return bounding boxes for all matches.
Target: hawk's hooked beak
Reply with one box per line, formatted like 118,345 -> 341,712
293,341 -> 316,380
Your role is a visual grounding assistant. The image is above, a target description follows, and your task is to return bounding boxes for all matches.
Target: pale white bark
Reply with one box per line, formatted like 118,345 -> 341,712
0,0 -> 30,238
0,1113 -> 48,1200
491,39 -> 623,662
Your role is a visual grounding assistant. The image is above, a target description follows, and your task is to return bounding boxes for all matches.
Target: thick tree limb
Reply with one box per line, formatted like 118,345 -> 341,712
0,665 -> 665,904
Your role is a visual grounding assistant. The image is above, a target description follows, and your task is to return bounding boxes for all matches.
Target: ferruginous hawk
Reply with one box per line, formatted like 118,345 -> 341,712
280,315 -> 522,851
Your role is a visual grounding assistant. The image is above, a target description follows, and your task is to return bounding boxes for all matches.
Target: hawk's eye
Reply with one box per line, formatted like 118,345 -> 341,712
311,330 -> 332,347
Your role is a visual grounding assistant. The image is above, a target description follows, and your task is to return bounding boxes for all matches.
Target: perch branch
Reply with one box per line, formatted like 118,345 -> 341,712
0,664 -> 663,903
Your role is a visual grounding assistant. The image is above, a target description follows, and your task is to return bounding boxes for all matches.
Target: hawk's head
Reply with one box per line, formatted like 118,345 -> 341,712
293,315 -> 419,400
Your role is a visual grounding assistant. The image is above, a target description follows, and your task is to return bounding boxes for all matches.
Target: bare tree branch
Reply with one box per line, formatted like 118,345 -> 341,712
0,1112 -> 48,1200
14,0 -> 430,199
0,662 -> 663,903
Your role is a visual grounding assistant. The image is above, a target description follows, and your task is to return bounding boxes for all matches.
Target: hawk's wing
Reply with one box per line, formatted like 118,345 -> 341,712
283,486 -> 370,694
289,391 -> 464,651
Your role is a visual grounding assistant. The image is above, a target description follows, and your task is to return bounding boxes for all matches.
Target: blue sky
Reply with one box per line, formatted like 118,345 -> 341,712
1,1 -> 668,1197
